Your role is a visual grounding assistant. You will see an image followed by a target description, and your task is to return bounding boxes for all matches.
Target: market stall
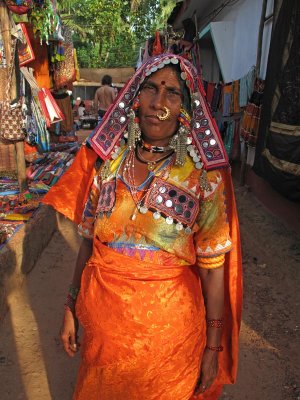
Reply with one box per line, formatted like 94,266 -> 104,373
0,0 -> 80,246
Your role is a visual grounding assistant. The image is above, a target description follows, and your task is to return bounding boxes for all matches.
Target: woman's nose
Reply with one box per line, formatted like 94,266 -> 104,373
151,89 -> 165,110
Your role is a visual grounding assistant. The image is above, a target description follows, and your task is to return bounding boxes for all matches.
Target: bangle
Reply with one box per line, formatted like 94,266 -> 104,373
68,284 -> 80,300
206,345 -> 223,352
64,284 -> 80,313
206,318 -> 224,328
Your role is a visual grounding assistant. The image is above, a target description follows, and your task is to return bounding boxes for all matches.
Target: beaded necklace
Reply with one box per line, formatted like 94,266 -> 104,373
140,140 -> 172,153
121,149 -> 174,220
136,146 -> 174,171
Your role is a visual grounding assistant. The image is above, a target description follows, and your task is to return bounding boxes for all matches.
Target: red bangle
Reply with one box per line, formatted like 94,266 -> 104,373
206,345 -> 223,352
206,318 -> 224,328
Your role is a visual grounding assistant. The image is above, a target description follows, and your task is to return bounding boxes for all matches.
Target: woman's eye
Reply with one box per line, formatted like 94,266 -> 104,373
142,84 -> 156,93
167,90 -> 182,99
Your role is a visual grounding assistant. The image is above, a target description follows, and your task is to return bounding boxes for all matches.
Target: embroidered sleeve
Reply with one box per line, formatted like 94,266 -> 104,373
194,170 -> 232,269
78,174 -> 101,239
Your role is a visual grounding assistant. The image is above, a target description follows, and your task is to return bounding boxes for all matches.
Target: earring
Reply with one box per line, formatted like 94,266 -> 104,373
169,124 -> 189,166
169,106 -> 190,166
178,107 -> 191,128
127,109 -> 141,150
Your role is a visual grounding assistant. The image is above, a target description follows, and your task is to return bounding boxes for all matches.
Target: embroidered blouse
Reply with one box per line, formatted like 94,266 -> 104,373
78,148 -> 232,269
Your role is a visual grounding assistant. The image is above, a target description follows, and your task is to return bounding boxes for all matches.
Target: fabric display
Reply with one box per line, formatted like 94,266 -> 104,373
52,26 -> 76,89
0,37 -> 25,142
0,30 -> 7,68
17,23 -> 35,66
26,150 -> 76,187
0,1 -> 80,247
37,88 -> 65,127
4,0 -> 32,15
26,24 -> 51,88
0,221 -> 23,247
240,78 -> 265,146
0,30 -> 8,102
239,66 -> 256,108
0,145 -> 78,246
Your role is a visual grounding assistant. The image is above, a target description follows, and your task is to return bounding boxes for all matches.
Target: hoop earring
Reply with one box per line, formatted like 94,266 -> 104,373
127,109 -> 141,150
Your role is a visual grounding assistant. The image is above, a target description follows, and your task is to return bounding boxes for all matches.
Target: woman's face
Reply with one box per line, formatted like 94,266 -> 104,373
138,67 -> 183,145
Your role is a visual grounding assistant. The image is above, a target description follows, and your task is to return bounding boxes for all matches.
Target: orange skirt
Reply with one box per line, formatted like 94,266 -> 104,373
74,240 -> 222,400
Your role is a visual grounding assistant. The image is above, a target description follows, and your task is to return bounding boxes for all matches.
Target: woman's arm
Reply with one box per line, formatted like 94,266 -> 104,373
199,266 -> 224,346
60,237 -> 93,357
194,265 -> 224,395
71,237 -> 93,288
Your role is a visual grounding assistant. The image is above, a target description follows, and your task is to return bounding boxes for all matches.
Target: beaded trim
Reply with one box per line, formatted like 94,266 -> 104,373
140,140 -> 172,153
89,54 -> 228,170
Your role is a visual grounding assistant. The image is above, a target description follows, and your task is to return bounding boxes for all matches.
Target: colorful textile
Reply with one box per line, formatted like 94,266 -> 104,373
43,144 -> 242,399
89,54 -> 228,171
240,78 -> 264,145
78,149 -> 232,268
42,54 -> 242,400
239,66 -> 256,108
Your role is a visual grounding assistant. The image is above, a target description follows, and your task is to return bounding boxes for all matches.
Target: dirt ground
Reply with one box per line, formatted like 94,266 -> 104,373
0,182 -> 299,400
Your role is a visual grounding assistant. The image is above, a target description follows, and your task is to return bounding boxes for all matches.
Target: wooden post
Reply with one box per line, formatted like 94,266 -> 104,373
256,0 -> 268,78
0,2 -> 28,191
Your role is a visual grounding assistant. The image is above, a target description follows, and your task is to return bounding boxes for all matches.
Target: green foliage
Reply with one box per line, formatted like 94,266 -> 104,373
58,0 -> 176,68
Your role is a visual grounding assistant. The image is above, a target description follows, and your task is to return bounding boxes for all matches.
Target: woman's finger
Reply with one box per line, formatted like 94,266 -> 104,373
194,377 -> 213,395
61,331 -> 73,357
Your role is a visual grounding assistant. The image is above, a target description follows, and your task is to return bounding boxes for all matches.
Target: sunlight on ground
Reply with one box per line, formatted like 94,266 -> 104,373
8,286 -> 52,400
240,320 -> 280,353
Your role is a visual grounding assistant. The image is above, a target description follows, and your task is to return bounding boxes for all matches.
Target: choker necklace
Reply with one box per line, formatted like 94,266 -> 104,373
136,147 -> 174,171
140,140 -> 172,153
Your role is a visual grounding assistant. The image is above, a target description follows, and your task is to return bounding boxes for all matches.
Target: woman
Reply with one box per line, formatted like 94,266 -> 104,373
43,54 -> 242,400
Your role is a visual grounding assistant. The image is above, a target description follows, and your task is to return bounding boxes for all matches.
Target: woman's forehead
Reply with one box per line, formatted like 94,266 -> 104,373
146,67 -> 181,87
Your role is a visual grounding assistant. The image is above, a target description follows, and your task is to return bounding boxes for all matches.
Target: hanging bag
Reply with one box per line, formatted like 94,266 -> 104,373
4,1 -> 32,15
0,37 -> 25,141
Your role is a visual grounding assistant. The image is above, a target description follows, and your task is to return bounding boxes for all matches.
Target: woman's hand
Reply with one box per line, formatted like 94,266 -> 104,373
60,308 -> 80,357
194,348 -> 219,395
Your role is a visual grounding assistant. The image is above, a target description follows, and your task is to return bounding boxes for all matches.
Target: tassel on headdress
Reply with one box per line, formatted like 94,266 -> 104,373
127,109 -> 141,150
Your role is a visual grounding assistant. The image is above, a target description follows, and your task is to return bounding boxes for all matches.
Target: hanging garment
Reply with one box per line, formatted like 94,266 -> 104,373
211,84 -> 222,113
232,80 -> 240,114
239,67 -> 256,108
222,84 -> 233,117
26,25 -> 51,89
50,91 -> 73,133
53,27 -> 76,89
224,121 -> 235,159
240,78 -> 264,146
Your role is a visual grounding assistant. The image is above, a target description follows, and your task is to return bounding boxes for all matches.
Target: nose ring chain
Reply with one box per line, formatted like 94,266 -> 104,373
157,106 -> 171,121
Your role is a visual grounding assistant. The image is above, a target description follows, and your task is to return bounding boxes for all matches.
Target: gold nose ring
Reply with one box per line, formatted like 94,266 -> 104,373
157,107 -> 171,121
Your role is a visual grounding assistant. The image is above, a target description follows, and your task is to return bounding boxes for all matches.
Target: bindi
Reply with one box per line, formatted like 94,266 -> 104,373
161,80 -> 166,85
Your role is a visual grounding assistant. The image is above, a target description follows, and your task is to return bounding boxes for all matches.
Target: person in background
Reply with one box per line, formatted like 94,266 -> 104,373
94,74 -> 117,119
77,101 -> 86,118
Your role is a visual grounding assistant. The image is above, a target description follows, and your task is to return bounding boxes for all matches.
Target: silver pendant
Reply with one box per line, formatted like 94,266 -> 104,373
175,222 -> 183,231
166,216 -> 174,225
139,206 -> 148,214
153,211 -> 161,220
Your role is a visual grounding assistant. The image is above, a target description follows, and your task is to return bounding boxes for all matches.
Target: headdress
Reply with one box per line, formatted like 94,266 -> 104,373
89,54 -> 228,171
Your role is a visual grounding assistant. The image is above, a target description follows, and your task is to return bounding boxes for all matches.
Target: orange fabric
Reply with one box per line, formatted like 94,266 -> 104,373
152,31 -> 163,55
74,240 -> 219,400
42,145 -> 98,224
42,154 -> 242,400
26,24 -> 51,89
